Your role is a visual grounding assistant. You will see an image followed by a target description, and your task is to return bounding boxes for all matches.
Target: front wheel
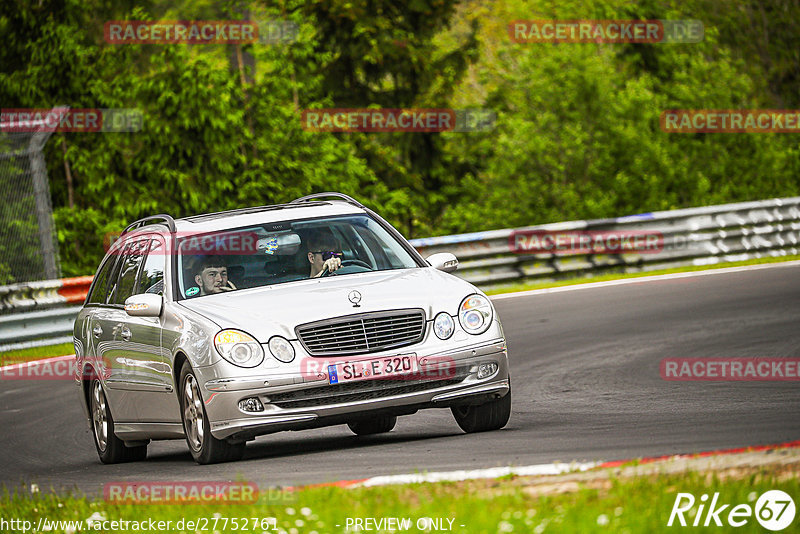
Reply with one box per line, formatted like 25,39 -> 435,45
347,415 -> 397,435
90,378 -> 147,463
451,383 -> 511,433
180,363 -> 245,464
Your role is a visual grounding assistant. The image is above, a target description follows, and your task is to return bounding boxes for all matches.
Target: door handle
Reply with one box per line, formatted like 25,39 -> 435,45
120,327 -> 132,342
92,325 -> 102,339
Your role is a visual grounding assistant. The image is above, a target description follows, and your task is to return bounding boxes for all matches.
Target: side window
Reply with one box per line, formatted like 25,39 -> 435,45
104,245 -> 127,304
109,240 -> 147,306
136,239 -> 165,296
86,255 -> 118,305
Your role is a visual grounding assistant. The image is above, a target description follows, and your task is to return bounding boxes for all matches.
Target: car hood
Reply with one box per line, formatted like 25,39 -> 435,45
177,268 -> 478,341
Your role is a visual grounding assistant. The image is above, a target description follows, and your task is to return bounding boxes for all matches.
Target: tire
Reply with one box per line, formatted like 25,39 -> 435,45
90,378 -> 147,463
347,415 -> 397,436
451,382 -> 511,433
179,363 -> 245,464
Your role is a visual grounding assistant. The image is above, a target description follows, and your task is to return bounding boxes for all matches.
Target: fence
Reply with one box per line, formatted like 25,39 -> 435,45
1,196 -> 799,351
0,107 -> 64,285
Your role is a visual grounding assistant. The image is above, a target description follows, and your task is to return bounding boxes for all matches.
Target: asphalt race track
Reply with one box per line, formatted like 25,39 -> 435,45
2,263 -> 799,495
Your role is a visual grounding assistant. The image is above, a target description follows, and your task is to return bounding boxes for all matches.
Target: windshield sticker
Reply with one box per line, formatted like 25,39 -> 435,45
186,286 -> 199,297
259,236 -> 279,255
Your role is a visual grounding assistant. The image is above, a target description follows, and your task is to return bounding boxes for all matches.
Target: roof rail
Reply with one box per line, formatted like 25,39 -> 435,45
122,214 -> 177,236
290,192 -> 365,209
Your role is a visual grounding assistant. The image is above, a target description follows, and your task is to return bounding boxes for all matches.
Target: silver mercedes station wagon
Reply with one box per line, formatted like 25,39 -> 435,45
74,193 -> 511,464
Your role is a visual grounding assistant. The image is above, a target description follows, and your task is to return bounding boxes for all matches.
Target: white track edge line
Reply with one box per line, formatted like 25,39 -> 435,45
354,462 -> 600,487
490,260 -> 800,301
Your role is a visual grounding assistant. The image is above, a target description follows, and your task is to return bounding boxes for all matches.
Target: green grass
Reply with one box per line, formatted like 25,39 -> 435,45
3,463 -> 796,533
485,254 -> 800,296
0,342 -> 74,364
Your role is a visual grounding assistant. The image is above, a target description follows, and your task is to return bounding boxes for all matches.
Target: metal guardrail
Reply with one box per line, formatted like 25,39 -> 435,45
1,197 -> 799,351
0,307 -> 80,352
0,276 -> 92,313
0,276 -> 92,351
409,197 -> 800,289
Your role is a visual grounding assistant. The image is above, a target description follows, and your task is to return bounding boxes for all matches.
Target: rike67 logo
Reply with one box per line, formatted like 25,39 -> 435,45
668,490 -> 796,530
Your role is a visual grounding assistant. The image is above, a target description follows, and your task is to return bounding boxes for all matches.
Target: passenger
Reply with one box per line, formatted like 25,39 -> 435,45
192,255 -> 237,295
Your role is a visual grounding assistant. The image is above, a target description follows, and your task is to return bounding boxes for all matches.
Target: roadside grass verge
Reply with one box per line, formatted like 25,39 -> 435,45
0,342 -> 74,364
3,461 -> 797,533
485,254 -> 800,296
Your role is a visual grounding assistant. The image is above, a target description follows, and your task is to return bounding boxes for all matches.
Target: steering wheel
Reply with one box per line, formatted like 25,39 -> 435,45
320,259 -> 373,277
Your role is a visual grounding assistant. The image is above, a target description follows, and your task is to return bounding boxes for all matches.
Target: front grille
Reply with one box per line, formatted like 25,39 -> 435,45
267,366 -> 470,409
296,309 -> 426,356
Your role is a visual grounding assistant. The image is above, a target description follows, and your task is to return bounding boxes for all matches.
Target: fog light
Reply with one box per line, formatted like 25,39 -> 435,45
238,397 -> 264,413
268,336 -> 295,363
477,362 -> 498,379
433,312 -> 455,340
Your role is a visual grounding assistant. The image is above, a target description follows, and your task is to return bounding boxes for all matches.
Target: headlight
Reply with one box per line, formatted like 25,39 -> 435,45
433,312 -> 455,340
268,336 -> 295,363
458,294 -> 493,335
214,329 -> 264,368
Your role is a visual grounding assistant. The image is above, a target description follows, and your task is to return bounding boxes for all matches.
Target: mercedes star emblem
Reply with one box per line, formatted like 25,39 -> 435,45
348,290 -> 362,307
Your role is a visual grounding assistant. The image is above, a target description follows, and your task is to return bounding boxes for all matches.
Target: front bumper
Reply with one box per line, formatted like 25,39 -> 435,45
200,339 -> 510,440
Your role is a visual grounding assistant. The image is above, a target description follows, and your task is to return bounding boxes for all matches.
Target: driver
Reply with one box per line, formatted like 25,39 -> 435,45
306,230 -> 343,278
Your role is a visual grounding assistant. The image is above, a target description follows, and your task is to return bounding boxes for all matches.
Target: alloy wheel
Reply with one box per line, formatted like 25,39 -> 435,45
91,381 -> 108,452
183,374 -> 205,451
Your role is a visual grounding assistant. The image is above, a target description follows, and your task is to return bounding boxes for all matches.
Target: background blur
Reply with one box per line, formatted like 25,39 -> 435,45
1,0 -> 798,279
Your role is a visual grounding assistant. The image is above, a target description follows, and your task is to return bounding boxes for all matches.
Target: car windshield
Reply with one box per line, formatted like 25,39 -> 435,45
176,214 -> 419,299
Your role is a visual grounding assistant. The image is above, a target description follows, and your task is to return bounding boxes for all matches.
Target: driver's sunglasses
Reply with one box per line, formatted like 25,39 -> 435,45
312,251 -> 343,261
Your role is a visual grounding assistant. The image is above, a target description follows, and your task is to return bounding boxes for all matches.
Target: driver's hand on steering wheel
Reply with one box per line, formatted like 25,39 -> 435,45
317,256 -> 342,277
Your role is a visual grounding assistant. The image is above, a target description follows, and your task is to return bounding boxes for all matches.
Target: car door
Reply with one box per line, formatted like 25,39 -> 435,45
124,236 -> 179,422
104,238 -> 166,412
92,241 -> 140,422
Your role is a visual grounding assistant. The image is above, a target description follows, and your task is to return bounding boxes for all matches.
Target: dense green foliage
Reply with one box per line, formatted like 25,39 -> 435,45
1,0 -> 798,276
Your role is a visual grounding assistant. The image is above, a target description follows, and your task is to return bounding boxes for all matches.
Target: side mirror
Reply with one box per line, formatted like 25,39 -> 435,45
426,252 -> 459,273
124,293 -> 163,317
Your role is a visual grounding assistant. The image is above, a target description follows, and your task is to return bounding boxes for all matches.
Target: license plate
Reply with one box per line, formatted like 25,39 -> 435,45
328,355 -> 418,385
